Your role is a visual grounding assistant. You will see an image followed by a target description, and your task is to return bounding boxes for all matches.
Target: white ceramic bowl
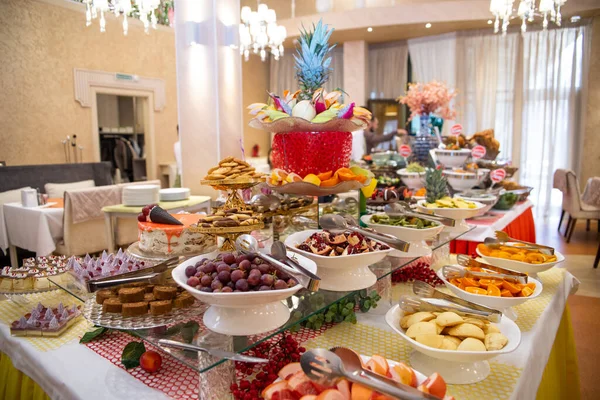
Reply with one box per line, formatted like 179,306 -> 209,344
172,250 -> 317,336
433,149 -> 472,168
437,267 -> 543,320
396,169 -> 426,190
416,200 -> 486,233
284,230 -> 392,292
476,247 -> 565,276
385,304 -> 521,384
360,214 -> 444,258
443,169 -> 489,192
453,193 -> 498,216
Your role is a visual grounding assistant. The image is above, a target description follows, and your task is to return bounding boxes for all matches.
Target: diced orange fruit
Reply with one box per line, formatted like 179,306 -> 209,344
521,286 -> 534,297
487,284 -> 501,297
303,174 -> 321,186
465,286 -> 487,295
317,171 -> 333,181
501,281 -> 522,294
501,289 -> 513,297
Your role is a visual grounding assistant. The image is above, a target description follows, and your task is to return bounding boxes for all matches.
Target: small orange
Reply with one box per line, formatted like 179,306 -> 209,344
461,278 -> 480,287
501,281 -> 522,294
521,286 -> 534,297
487,284 -> 501,297
317,171 -> 333,181
501,289 -> 514,297
465,287 -> 487,295
320,175 -> 340,187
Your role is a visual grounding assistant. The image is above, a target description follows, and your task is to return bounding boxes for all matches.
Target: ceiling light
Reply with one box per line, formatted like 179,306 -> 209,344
487,19 -> 493,24
425,23 -> 432,28
570,16 -> 581,23
490,0 -> 568,35
239,4 -> 287,62
367,27 -> 373,32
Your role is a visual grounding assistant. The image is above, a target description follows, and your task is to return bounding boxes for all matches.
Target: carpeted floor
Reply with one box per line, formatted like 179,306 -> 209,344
569,295 -> 600,400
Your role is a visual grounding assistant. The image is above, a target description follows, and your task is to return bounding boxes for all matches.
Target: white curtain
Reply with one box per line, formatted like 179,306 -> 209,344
407,33 -> 457,133
368,41 -> 408,99
269,47 -> 344,95
455,30 -> 519,159
518,25 -> 590,216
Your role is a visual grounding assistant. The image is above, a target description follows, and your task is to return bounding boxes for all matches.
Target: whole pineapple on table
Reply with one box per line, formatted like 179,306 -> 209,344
424,168 -> 476,209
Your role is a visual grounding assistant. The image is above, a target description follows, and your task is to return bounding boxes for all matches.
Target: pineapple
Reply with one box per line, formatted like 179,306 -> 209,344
425,168 -> 449,204
294,20 -> 336,100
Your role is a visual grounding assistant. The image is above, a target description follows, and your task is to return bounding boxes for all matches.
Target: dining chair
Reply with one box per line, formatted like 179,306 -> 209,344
553,169 -> 568,232
561,171 -> 600,243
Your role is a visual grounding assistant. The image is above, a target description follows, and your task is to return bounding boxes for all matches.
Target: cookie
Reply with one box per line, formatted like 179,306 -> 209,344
220,162 -> 238,167
122,302 -> 148,317
207,174 -> 226,180
219,156 -> 234,164
96,289 -> 116,305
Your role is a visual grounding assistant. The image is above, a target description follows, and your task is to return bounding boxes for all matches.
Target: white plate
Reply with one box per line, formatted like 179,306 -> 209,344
433,149 -> 471,168
360,215 -> 443,258
172,250 -> 316,336
476,247 -> 565,276
159,188 -> 190,201
416,200 -> 486,233
437,267 -> 543,320
284,230 -> 392,292
396,169 -> 426,190
385,304 -> 521,384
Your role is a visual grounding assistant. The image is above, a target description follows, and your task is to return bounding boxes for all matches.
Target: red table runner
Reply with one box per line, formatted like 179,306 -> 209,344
450,206 -> 536,255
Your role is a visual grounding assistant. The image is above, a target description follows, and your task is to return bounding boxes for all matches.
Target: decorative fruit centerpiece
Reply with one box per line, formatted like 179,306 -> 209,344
424,168 -> 449,205
248,20 -> 371,177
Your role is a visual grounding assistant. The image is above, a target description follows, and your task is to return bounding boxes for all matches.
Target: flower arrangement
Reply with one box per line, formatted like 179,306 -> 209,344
247,20 -> 371,132
397,81 -> 457,121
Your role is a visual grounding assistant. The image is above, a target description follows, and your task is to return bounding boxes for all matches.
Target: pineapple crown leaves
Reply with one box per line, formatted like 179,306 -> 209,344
294,19 -> 336,101
425,167 -> 449,203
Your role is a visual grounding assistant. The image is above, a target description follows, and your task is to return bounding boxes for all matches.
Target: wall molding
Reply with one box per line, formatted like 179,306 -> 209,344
74,68 -> 166,111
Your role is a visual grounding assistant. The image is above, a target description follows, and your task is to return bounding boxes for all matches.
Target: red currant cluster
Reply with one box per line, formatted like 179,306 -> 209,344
392,262 -> 444,286
231,335 -> 306,400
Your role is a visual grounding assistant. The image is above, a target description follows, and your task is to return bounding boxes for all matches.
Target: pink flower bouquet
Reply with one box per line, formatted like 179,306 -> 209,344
397,81 -> 457,120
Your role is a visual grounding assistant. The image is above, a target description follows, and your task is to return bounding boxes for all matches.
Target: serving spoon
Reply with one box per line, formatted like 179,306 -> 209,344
271,240 -> 320,291
384,202 -> 456,227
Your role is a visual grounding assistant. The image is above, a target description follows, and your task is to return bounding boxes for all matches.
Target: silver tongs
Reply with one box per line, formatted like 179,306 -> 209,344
235,235 -> 320,291
319,213 -> 410,252
384,202 -> 456,227
85,256 -> 189,293
456,254 -> 528,284
407,281 -> 502,322
158,339 -> 268,363
495,231 -> 555,255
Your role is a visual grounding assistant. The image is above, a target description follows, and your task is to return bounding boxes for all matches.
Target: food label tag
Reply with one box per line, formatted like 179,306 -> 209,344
450,124 -> 463,136
399,145 -> 412,158
471,145 -> 486,160
490,168 -> 506,183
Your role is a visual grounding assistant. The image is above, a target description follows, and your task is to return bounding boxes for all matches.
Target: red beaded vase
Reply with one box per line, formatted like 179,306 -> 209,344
271,131 -> 353,177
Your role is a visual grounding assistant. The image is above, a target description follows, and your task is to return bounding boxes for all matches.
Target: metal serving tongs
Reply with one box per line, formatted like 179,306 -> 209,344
384,202 -> 456,227
407,281 -> 502,322
455,254 -> 528,284
494,231 -> 555,255
86,256 -> 191,293
319,213 -> 411,252
236,234 -> 320,291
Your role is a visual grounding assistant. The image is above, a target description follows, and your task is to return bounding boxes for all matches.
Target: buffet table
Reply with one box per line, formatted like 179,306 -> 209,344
0,262 -> 580,400
451,200 -> 535,255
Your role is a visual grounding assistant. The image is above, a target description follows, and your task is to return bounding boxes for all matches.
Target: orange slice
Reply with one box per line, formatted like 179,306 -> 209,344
320,175 -> 340,187
461,278 -> 480,287
336,168 -> 357,182
521,286 -> 534,297
449,278 -> 462,287
366,355 -> 389,377
317,171 -> 333,181
465,287 -> 487,295
501,280 -> 522,294
303,174 -> 321,186
526,282 -> 536,291
487,284 -> 501,297
478,279 -> 503,288
501,289 -> 514,297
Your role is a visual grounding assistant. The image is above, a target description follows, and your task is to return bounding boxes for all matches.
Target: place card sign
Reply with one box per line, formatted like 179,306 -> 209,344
490,168 -> 506,183
399,145 -> 412,158
450,124 -> 463,136
471,145 -> 486,160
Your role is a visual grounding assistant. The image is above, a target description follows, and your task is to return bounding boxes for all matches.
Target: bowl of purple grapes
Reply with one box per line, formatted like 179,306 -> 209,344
172,250 -> 317,336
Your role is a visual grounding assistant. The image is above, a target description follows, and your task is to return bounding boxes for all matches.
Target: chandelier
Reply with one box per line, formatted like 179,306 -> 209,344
84,0 -> 160,35
239,3 -> 287,62
489,0 -> 567,34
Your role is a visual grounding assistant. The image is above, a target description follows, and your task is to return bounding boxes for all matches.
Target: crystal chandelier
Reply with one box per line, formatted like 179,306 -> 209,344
239,3 -> 287,62
490,0 -> 567,34
84,0 -> 160,35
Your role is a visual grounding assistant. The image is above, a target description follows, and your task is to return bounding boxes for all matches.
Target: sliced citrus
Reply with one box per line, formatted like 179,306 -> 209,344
521,286 -> 534,297
316,389 -> 346,400
465,286 -> 487,295
286,173 -> 303,183
526,282 -> 536,291
478,279 -> 503,288
320,175 -> 340,187
458,283 -> 467,291
487,284 -> 501,297
501,289 -> 514,297
501,280 -> 522,294
466,266 -> 483,272
317,171 -> 333,181
303,174 -> 321,186
350,383 -> 373,400
449,278 -> 462,287
336,168 -> 357,181
461,278 -> 480,287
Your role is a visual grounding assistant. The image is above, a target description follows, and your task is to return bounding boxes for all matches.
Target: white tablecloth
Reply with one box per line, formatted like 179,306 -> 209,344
3,202 -> 64,256
459,200 -> 533,242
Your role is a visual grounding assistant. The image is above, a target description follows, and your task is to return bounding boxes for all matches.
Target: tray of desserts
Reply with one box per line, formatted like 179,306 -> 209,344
85,282 -> 203,330
190,208 -> 264,234
1,256 -> 68,279
11,302 -> 81,337
200,157 -> 266,190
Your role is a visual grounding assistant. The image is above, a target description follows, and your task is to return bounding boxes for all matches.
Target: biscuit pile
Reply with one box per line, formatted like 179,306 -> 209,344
197,208 -> 261,228
204,157 -> 265,181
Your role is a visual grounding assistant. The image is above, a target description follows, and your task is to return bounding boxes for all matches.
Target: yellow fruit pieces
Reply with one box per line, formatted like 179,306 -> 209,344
477,243 -> 558,264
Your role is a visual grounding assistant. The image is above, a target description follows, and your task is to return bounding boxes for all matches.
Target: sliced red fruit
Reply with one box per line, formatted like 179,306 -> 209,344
288,371 -> 319,397
262,381 -> 291,400
365,355 -> 389,377
272,390 -> 299,400
316,389 -> 347,400
420,372 -> 447,399
300,396 -> 318,400
350,383 -> 373,400
278,362 -> 303,380
335,379 -> 351,400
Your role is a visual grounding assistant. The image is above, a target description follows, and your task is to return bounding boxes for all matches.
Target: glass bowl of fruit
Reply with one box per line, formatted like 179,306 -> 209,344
284,230 -> 392,291
172,250 -> 316,336
361,214 -> 444,258
397,163 -> 427,190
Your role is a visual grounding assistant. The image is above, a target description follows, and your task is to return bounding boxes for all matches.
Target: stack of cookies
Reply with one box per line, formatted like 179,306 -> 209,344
197,208 -> 261,228
204,157 -> 266,181
96,283 -> 195,317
